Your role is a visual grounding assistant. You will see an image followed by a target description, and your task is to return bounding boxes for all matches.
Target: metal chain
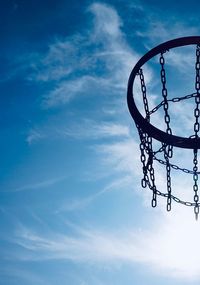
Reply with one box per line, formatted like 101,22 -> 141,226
160,52 -> 172,136
135,52 -> 200,216
138,127 -> 148,188
142,139 -> 200,174
195,45 -> 200,134
136,117 -> 200,211
160,53 -> 173,210
149,92 -> 197,116
138,69 -> 157,206
148,140 -> 157,207
160,52 -> 173,157
163,146 -> 171,211
145,178 -> 200,207
193,46 -> 200,219
139,69 -> 150,121
142,140 -> 200,175
154,156 -> 200,174
194,45 -> 200,137
193,149 -> 199,220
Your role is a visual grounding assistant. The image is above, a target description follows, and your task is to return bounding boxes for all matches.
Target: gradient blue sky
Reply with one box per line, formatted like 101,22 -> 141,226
1,1 -> 200,284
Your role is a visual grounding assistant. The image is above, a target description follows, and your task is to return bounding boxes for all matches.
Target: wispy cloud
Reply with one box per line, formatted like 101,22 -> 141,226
137,21 -> 199,44
42,76 -> 115,108
61,120 -> 130,140
96,138 -> 141,176
24,2 -> 139,108
8,176 -> 68,192
26,128 -> 46,145
10,212 -> 200,281
56,175 -> 133,213
25,120 -> 131,145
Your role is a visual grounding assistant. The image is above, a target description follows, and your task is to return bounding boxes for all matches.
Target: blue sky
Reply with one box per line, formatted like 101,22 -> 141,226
1,0 -> 200,284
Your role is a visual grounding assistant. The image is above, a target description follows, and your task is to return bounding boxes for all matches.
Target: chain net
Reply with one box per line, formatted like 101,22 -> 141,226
137,45 -> 200,219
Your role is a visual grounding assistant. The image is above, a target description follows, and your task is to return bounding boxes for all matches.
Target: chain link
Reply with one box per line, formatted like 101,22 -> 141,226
145,179 -> 200,207
149,92 -> 197,116
134,46 -> 200,218
193,149 -> 199,219
194,46 -> 200,137
138,70 -> 157,206
154,156 -> 200,174
138,127 -> 148,188
160,52 -> 172,136
160,52 -> 173,157
139,69 -> 150,121
160,53 -> 173,210
193,45 -> 200,219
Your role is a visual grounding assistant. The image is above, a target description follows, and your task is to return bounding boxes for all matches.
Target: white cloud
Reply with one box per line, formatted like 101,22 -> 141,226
95,123 -> 130,137
35,41 -> 75,82
96,138 -> 141,177
61,120 -> 130,140
43,76 -> 88,107
42,75 -> 119,108
11,212 -> 200,281
9,176 -> 67,192
56,175 -> 133,213
26,2 -> 139,108
137,21 -> 199,44
25,120 -> 131,145
26,129 -> 45,145
166,48 -> 195,72
87,2 -> 138,88
88,3 -> 123,40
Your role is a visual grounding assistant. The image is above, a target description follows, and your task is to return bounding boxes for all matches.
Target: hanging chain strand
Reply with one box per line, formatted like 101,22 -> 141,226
194,45 -> 200,138
138,69 -> 149,189
139,69 -> 150,121
193,149 -> 199,220
193,45 -> 200,219
138,69 -> 157,206
160,52 -> 173,210
160,52 -> 172,137
138,128 -> 148,188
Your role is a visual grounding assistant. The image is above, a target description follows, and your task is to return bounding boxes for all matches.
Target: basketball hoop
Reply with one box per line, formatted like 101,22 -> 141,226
127,36 -> 200,219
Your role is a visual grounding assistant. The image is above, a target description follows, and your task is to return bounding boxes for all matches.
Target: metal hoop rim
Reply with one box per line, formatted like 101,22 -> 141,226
127,36 -> 200,149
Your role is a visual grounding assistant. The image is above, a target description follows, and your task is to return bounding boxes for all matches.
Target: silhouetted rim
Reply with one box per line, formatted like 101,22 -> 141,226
127,36 -> 200,149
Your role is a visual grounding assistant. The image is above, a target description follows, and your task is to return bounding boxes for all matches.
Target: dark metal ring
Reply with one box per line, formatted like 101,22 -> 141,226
127,36 -> 200,149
